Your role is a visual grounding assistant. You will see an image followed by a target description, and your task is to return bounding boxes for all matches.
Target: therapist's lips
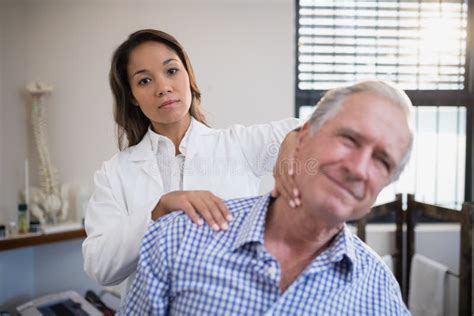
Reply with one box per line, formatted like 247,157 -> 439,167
159,99 -> 179,109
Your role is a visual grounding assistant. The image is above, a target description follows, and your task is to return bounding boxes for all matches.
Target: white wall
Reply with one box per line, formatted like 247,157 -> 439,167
0,0 -> 295,224
0,2 -> 30,225
0,3 -> 3,225
0,0 -> 294,309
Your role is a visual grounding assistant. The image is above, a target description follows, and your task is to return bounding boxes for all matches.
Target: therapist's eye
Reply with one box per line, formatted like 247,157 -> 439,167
138,78 -> 151,86
167,68 -> 178,76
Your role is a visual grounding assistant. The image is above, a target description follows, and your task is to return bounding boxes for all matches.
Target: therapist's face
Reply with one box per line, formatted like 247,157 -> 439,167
127,41 -> 192,132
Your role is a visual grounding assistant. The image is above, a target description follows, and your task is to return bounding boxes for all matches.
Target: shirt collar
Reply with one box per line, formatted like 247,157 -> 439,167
148,117 -> 194,156
232,194 -> 358,269
324,224 -> 357,266
233,193 -> 273,251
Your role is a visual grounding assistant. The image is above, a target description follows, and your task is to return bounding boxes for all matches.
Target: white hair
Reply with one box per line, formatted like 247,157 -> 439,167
307,80 -> 414,182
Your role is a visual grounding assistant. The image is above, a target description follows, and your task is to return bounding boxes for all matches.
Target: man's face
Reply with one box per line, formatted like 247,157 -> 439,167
295,92 -> 411,226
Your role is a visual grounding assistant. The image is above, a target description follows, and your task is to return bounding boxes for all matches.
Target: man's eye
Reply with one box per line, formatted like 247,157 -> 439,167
377,157 -> 391,172
342,134 -> 356,145
138,78 -> 151,86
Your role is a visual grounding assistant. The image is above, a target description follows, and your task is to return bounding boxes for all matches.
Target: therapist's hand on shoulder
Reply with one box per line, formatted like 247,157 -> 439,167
151,191 -> 232,231
272,129 -> 301,208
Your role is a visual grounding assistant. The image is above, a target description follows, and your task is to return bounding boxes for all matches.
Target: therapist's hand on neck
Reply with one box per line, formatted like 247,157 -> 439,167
272,129 -> 301,208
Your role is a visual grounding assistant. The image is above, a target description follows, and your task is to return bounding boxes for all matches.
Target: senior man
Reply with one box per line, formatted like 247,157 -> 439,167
120,80 -> 412,315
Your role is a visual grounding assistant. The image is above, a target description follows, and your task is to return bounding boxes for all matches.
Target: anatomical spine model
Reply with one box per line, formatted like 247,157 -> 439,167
26,82 -> 69,224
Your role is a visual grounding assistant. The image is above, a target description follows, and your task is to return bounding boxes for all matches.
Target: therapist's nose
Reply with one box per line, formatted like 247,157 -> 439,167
155,78 -> 172,97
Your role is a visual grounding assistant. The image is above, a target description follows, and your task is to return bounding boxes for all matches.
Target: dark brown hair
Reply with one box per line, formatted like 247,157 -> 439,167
109,29 -> 207,150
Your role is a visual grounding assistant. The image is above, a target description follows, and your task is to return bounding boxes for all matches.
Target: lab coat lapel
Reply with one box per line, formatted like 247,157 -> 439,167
129,131 -> 163,190
184,119 -> 212,161
181,119 -> 212,189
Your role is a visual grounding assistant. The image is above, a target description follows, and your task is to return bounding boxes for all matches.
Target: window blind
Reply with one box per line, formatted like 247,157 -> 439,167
297,0 -> 468,91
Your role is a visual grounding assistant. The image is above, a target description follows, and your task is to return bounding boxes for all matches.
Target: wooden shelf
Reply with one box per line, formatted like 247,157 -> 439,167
0,229 -> 86,251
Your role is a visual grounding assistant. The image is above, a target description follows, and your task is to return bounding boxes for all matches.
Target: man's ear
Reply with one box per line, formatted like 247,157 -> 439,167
296,122 -> 311,153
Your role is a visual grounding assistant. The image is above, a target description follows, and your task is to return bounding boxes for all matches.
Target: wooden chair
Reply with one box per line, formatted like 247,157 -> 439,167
406,194 -> 472,316
355,194 -> 405,295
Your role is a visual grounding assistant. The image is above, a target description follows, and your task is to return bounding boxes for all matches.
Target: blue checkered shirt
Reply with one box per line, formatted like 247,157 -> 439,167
120,194 -> 409,315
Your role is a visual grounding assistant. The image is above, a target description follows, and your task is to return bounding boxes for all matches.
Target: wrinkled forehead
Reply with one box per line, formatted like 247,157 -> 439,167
328,93 -> 412,164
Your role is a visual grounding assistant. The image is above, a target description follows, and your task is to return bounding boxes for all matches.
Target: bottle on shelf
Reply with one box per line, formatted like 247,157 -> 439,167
29,219 -> 41,233
17,203 -> 29,234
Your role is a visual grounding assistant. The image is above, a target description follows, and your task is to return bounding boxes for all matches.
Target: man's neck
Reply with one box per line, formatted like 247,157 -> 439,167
264,197 -> 343,293
265,197 -> 343,252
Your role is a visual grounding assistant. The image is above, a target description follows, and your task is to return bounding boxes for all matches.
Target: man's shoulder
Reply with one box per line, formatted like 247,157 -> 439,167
151,195 -> 260,228
347,232 -> 408,313
349,233 -> 399,283
225,195 -> 262,214
351,233 -> 382,261
143,195 -> 263,252
140,211 -> 187,258
145,211 -> 187,241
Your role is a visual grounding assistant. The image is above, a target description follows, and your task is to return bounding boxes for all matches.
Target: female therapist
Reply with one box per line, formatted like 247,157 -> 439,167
82,29 -> 302,294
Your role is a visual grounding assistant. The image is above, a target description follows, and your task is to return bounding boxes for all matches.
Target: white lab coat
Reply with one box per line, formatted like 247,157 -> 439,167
82,118 -> 301,292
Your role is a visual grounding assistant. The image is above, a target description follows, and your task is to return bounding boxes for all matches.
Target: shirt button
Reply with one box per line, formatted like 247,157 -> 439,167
267,265 -> 277,277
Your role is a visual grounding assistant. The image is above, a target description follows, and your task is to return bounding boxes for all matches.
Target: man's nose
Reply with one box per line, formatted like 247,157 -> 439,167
344,149 -> 371,181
